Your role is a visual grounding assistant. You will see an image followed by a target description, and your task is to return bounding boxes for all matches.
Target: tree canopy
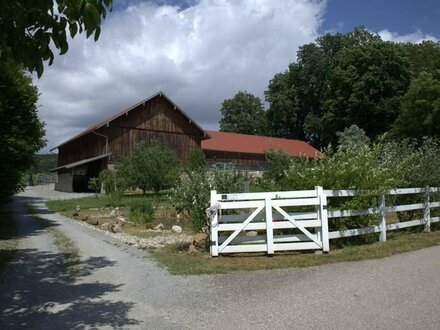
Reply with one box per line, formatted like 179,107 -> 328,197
393,73 -> 440,138
0,0 -> 112,77
219,91 -> 268,135
265,27 -> 414,148
117,141 -> 181,194
0,66 -> 46,202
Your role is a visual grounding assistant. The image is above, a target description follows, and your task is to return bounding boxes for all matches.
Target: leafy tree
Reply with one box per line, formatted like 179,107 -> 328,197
393,73 -> 440,138
0,66 -> 46,202
265,27 -> 410,147
117,141 -> 180,194
187,148 -> 207,172
336,125 -> 370,151
402,41 -> 440,79
0,0 -> 112,77
262,149 -> 292,190
266,28 -> 375,145
220,91 -> 268,135
322,41 -> 410,144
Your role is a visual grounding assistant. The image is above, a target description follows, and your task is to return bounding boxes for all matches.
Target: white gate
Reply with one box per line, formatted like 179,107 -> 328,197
209,186 -> 329,256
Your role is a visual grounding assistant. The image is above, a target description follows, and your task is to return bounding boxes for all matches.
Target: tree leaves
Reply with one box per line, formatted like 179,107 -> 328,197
219,91 -> 268,135
0,0 -> 112,77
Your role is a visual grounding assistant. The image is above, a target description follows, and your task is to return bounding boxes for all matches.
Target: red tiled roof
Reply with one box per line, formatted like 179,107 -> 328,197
202,131 -> 321,158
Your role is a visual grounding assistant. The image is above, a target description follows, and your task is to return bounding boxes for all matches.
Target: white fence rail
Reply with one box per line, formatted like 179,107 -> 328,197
325,187 -> 440,241
209,187 -> 440,256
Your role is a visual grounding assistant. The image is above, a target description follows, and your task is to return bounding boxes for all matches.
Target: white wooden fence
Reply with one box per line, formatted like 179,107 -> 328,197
209,186 -> 329,256
208,187 -> 440,256
326,187 -> 440,241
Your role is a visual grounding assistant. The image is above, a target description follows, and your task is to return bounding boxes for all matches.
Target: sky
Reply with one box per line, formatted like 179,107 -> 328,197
36,0 -> 440,153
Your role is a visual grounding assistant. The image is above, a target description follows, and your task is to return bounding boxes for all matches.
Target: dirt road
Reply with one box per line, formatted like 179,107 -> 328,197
1,190 -> 440,329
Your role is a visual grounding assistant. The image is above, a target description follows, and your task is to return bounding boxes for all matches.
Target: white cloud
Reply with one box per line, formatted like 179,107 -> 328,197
35,0 -> 326,152
378,29 -> 438,43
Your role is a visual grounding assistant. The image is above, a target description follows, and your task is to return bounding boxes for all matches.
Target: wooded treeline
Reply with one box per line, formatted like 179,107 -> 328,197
220,27 -> 440,148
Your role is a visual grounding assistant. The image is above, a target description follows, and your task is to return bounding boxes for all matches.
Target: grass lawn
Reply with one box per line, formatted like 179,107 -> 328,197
0,205 -> 18,272
151,227 -> 440,275
46,192 -> 172,212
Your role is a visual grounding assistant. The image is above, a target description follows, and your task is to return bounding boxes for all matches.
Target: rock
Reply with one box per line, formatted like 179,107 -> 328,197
75,205 -> 81,212
314,250 -> 323,255
187,244 -> 198,254
109,209 -> 116,217
101,222 -> 111,231
72,211 -> 79,217
193,232 -> 208,250
171,225 -> 182,233
154,223 -> 164,231
87,219 -> 99,226
246,231 -> 258,237
116,217 -> 127,226
80,215 -> 89,222
61,207 -> 66,212
111,223 -> 122,233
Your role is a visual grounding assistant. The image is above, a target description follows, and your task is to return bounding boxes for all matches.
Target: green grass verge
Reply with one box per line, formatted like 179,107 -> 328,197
46,192 -> 172,212
0,205 -> 18,272
151,229 -> 440,275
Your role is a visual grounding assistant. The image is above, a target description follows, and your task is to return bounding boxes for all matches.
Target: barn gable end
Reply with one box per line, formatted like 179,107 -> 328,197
52,92 -> 207,192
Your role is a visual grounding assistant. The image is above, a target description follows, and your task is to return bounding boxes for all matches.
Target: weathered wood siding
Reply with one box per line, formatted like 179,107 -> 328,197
57,134 -> 106,167
204,150 -> 267,169
57,95 -> 204,167
105,96 -> 202,162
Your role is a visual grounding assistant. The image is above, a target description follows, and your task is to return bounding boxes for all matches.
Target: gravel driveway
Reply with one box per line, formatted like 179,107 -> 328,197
1,187 -> 440,329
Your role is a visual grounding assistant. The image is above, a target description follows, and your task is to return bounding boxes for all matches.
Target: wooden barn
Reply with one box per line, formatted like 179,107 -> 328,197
201,130 -> 321,170
51,92 -> 208,192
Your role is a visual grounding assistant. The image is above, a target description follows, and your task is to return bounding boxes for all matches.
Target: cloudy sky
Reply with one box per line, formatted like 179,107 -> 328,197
36,0 -> 440,153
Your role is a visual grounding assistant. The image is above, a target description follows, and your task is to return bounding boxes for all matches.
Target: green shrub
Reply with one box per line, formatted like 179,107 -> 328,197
127,198 -> 154,224
117,141 -> 180,194
172,166 -> 245,231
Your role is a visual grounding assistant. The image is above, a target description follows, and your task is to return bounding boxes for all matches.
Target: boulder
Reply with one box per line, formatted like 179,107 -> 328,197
109,209 -> 116,217
111,223 -> 123,233
153,223 -> 164,231
246,231 -> 258,237
87,218 -> 99,226
80,215 -> 89,222
116,217 -> 127,226
100,222 -> 111,231
171,225 -> 182,233
187,244 -> 198,254
192,232 -> 208,250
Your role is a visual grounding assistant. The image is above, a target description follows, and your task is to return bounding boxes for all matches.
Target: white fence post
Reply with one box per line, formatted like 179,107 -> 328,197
210,190 -> 219,257
265,196 -> 274,254
379,194 -> 387,242
317,186 -> 329,252
424,186 -> 431,232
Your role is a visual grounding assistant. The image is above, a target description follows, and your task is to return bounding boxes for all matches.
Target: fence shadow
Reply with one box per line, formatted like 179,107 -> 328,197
0,249 -> 140,329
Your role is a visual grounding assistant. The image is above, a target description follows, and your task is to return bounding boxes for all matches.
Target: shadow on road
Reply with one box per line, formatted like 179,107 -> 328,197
0,197 -> 141,329
0,249 -> 140,329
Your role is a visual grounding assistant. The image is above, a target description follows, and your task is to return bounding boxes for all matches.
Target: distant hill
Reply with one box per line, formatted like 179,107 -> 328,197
32,154 -> 57,174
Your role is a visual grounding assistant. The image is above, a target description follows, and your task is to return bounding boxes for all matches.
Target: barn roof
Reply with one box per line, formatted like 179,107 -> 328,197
50,153 -> 112,172
201,131 -> 321,158
51,91 -> 208,151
